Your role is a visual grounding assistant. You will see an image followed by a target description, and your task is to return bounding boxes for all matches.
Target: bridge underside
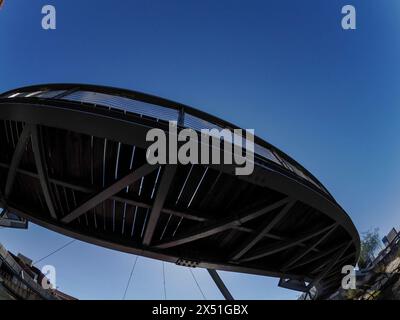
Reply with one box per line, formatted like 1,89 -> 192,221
0,120 -> 355,297
0,87 -> 359,298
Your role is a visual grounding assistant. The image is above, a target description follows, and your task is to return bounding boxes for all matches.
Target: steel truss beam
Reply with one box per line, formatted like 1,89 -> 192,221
282,224 -> 338,271
0,99 -> 361,263
237,223 -> 336,263
285,242 -> 347,271
318,253 -> 356,291
208,269 -> 234,300
143,165 -> 177,246
4,124 -> 31,199
312,252 -> 355,276
0,161 -> 317,249
320,276 -> 342,292
0,161 -> 207,223
231,200 -> 296,261
61,163 -> 159,224
31,125 -> 58,220
307,241 -> 352,290
0,86 -> 360,295
6,203 -> 309,282
154,197 -> 292,249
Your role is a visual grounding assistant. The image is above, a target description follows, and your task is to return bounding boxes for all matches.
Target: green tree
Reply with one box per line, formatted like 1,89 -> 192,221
358,228 -> 382,269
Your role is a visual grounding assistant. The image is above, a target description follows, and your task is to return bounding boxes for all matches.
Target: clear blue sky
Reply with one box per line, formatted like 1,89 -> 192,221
1,0 -> 399,300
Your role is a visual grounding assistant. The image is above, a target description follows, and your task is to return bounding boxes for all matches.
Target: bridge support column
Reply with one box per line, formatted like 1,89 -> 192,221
207,269 -> 234,301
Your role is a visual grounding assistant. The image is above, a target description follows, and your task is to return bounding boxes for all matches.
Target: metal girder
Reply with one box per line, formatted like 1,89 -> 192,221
320,275 -> 342,292
286,242 -> 346,271
208,269 -> 234,300
154,197 -> 291,250
230,199 -> 296,261
7,203 -> 308,282
313,252 -> 355,276
31,125 -> 57,220
4,125 -> 31,199
0,85 -> 361,294
237,223 -> 336,263
307,241 -> 352,290
330,253 -> 355,274
61,163 -> 158,224
0,161 -> 207,223
0,99 -> 361,263
2,154 -> 323,253
143,165 -> 177,246
0,161 -> 315,246
282,224 -> 338,271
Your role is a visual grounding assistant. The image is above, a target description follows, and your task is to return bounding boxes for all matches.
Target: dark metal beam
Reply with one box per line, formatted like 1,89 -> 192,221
0,161 -> 312,245
0,99 -> 361,261
230,200 -> 296,261
154,197 -> 291,249
7,203 -> 307,282
312,252 -> 355,276
143,165 -> 177,246
61,163 -> 158,224
31,125 -> 57,220
0,160 -> 323,254
307,241 -> 352,290
207,269 -> 234,301
287,242 -> 346,271
4,125 -> 31,199
1,161 -> 208,223
237,223 -> 335,263
319,276 -> 342,292
282,224 -> 338,271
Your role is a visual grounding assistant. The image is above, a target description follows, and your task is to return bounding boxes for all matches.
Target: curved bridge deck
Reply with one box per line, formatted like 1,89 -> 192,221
0,84 -> 359,298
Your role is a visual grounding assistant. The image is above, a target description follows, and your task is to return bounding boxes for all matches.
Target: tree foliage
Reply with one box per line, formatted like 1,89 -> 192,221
358,228 -> 381,269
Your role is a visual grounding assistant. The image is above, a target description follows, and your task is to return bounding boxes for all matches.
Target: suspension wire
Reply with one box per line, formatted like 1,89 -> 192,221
189,268 -> 207,300
123,256 -> 139,300
162,262 -> 167,300
33,239 -> 76,265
